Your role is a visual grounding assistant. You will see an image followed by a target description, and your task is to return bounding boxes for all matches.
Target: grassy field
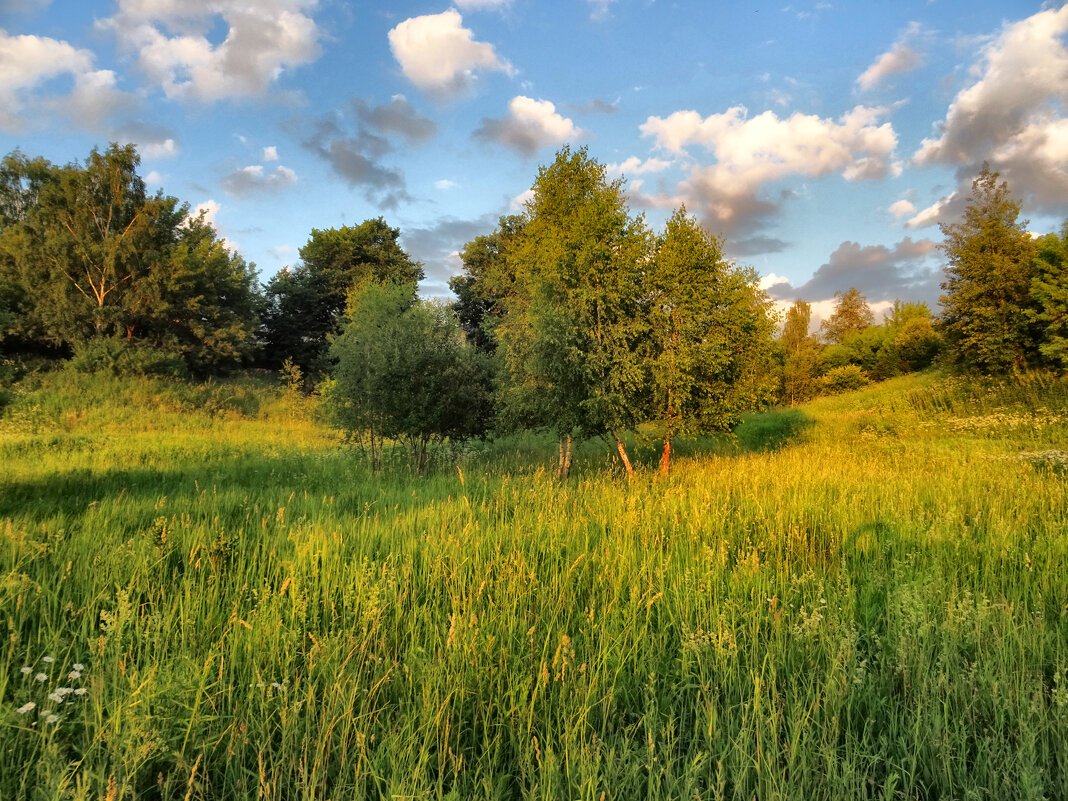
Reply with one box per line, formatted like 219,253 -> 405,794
1,368 -> 1066,800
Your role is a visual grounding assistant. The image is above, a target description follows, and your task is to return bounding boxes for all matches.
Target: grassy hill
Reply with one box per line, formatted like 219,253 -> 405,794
1,369 -> 1066,800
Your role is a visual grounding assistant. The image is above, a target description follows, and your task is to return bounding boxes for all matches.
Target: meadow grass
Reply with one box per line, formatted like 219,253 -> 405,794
1,368 -> 1066,800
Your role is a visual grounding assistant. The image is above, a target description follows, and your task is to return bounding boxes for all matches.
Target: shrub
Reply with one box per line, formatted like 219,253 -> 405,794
68,339 -> 188,379
820,364 -> 869,394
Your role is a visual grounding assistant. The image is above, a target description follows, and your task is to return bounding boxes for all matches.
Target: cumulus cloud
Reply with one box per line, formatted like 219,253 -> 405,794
98,0 -> 320,102
112,120 -> 180,160
606,156 -> 672,176
888,198 -> 916,220
909,6 -> 1068,226
765,237 -> 942,310
857,22 -> 924,91
473,96 -> 583,156
221,164 -> 297,197
637,104 -> 899,249
388,10 -> 513,98
353,95 -> 436,143
0,30 -> 133,132
263,146 -> 278,161
188,198 -> 221,227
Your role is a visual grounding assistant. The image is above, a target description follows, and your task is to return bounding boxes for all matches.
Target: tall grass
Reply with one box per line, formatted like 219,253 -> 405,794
1,369 -> 1066,800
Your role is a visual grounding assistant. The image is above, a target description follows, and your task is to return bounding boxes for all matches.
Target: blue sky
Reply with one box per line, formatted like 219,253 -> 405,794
1,0 -> 1066,322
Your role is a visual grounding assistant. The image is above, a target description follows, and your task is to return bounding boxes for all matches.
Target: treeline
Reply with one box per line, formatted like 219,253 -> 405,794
2,144 -> 1065,475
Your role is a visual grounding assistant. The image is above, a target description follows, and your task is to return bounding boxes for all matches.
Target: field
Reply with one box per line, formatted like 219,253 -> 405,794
1,369 -> 1067,800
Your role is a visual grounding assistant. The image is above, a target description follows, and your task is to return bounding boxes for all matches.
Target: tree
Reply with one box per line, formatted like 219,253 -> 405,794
648,207 -> 777,475
939,164 -> 1038,373
449,214 -> 524,352
779,300 -> 822,405
261,218 -> 423,373
0,144 -> 259,372
820,287 -> 873,344
325,280 -> 494,472
496,147 -> 650,477
1029,221 -> 1068,369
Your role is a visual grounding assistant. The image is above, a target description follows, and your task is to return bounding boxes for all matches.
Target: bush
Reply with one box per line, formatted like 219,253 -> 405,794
68,339 -> 188,379
820,364 -> 870,394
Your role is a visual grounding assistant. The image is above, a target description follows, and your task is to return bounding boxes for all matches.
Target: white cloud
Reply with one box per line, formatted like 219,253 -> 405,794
140,137 -> 179,159
637,104 -> 899,244
99,0 -> 321,102
144,170 -> 163,185
188,198 -> 221,227
473,96 -> 583,156
888,198 -> 916,220
606,156 -> 672,175
263,145 -> 278,161
221,164 -> 297,197
510,188 -> 534,210
0,30 -> 132,132
388,9 -> 513,98
909,6 -> 1068,224
857,22 -> 924,91
435,179 -> 457,189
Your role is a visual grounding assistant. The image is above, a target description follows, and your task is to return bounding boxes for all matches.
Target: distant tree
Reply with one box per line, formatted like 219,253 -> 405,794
497,147 -> 650,477
648,207 -> 777,475
449,214 -> 524,351
820,287 -> 874,344
0,143 -> 259,372
325,280 -> 494,472
886,301 -> 942,372
261,218 -> 423,373
1029,221 -> 1068,369
781,299 -> 812,355
779,299 -> 822,405
939,164 -> 1038,373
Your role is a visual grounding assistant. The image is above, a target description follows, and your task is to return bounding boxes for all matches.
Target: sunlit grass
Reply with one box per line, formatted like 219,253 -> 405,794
1,368 -> 1066,800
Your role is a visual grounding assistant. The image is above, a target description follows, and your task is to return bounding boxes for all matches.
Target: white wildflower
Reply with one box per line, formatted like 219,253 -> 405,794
20,667 -> 31,675
17,702 -> 35,714
73,663 -> 84,671
45,714 -> 58,724
34,673 -> 47,682
74,688 -> 87,697
41,656 -> 54,664
47,692 -> 64,704
68,671 -> 81,680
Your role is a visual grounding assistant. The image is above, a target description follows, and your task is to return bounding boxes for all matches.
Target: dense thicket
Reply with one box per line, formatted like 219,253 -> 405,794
0,145 -> 259,374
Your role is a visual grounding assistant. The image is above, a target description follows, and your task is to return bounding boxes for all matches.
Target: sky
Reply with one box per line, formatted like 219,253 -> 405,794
1,0 -> 1066,324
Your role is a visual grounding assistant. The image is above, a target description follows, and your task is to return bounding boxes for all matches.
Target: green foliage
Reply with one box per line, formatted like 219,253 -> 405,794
820,287 -> 874,344
648,207 -> 777,471
326,281 -> 494,471
1030,221 -> 1068,369
939,164 -> 1038,373
448,214 -> 524,352
0,144 -> 259,374
261,218 -> 423,373
67,338 -> 188,378
820,363 -> 869,394
496,147 -> 650,467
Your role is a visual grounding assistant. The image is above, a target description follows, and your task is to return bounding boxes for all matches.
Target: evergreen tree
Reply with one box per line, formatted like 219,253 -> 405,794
939,164 -> 1037,373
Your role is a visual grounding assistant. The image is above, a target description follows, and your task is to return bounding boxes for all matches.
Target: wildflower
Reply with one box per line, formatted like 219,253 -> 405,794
68,671 -> 81,680
20,667 -> 31,675
35,673 -> 47,682
41,656 -> 54,664
57,687 -> 72,696
45,714 -> 59,724
73,664 -> 84,671
74,688 -> 87,697
48,692 -> 64,704
17,702 -> 35,714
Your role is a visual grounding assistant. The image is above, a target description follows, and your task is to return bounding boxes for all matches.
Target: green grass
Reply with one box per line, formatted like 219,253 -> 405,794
1,368 -> 1066,800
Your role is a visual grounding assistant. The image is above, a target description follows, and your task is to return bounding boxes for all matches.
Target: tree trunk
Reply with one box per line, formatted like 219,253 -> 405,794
659,431 -> 672,477
611,430 -> 635,478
